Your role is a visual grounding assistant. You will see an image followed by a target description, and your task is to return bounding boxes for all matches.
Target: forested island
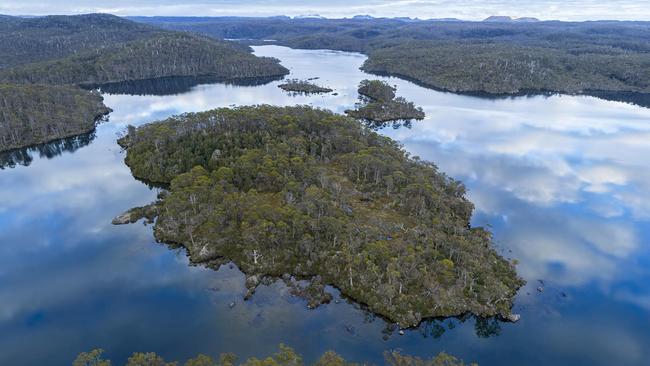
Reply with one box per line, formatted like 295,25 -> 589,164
115,105 -> 523,327
0,14 -> 289,152
0,84 -> 109,151
346,79 -> 425,128
278,79 -> 333,94
74,346 -> 475,366
133,16 -> 650,96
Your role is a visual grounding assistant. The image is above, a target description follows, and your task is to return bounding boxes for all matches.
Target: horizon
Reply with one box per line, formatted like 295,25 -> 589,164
0,0 -> 649,22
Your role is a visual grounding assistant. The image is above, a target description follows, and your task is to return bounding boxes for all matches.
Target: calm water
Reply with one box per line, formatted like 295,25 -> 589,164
2,46 -> 650,366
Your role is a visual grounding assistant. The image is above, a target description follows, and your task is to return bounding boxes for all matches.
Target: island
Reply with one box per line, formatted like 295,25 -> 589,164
0,84 -> 110,152
115,105 -> 523,327
278,79 -> 333,94
345,79 -> 425,128
0,14 -> 289,153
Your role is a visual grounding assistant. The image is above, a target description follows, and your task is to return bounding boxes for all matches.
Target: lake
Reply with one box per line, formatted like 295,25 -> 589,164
1,45 -> 650,366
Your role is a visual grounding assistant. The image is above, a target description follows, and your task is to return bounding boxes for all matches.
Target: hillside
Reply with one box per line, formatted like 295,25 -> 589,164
0,13 -> 161,69
0,84 -> 110,152
116,105 -> 524,326
0,33 -> 289,86
132,16 -> 650,96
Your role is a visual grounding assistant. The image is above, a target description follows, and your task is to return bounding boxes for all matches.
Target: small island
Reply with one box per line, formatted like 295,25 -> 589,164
0,84 -> 110,152
115,105 -> 523,327
278,79 -> 333,94
345,80 -> 425,128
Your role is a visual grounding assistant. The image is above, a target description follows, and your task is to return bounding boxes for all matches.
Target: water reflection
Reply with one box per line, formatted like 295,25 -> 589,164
1,45 -> 650,366
87,75 -> 285,96
0,131 -> 96,169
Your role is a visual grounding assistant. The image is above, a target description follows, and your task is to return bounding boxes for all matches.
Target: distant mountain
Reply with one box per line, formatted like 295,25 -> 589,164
483,15 -> 540,22
293,14 -> 326,19
352,15 -> 374,20
428,18 -> 462,22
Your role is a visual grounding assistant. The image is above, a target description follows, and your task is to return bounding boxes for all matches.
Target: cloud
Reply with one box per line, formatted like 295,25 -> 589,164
0,0 -> 649,20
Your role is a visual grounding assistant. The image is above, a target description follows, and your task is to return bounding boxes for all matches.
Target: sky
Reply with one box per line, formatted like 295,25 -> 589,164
0,0 -> 649,21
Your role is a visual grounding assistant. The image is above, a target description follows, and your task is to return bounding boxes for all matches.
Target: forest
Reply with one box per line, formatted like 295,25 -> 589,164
0,14 -> 289,151
132,16 -> 650,95
116,105 -> 523,327
0,84 -> 109,152
73,346 -> 475,366
345,80 -> 425,128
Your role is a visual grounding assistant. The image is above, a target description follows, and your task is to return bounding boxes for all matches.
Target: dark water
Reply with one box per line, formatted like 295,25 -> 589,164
2,46 -> 650,366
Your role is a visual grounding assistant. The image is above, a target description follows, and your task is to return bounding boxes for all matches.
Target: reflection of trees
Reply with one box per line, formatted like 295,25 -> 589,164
89,75 -> 284,96
0,131 -> 96,169
412,315 -> 503,339
474,317 -> 502,338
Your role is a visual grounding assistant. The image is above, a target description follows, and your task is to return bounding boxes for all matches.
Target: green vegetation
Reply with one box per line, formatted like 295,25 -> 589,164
278,79 -> 333,94
134,17 -> 650,96
0,84 -> 110,151
116,105 -> 523,326
74,345 -> 475,366
346,80 -> 424,128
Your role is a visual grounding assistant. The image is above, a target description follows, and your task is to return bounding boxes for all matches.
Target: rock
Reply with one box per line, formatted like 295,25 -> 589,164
246,275 -> 260,289
111,211 -> 135,225
398,330 -> 405,335
506,313 -> 521,322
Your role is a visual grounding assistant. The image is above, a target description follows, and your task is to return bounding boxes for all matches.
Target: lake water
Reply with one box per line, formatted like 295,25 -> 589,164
2,45 -> 650,366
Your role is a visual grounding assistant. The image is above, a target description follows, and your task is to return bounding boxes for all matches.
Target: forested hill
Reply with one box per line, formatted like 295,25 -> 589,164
0,14 -> 161,69
131,16 -> 650,96
0,33 -> 290,86
0,84 -> 110,152
0,14 -> 289,84
117,105 -> 523,326
0,14 -> 289,153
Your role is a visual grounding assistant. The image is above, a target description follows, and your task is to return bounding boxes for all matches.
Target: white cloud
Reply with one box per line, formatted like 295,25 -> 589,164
0,0 -> 649,20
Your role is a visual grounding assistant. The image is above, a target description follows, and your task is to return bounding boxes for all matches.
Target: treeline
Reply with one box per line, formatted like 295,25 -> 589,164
0,13 -> 289,152
132,16 -> 650,95
117,105 -> 523,326
74,345 -> 475,366
0,84 -> 109,151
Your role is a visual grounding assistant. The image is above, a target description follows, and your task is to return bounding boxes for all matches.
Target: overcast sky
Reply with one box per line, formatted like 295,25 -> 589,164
0,0 -> 648,21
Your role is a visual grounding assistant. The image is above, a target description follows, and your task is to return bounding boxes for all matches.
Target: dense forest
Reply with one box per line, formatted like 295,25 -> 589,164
0,13 -> 289,152
74,346 -> 475,366
116,105 -> 523,326
0,84 -> 109,152
346,80 -> 425,128
132,16 -> 650,95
